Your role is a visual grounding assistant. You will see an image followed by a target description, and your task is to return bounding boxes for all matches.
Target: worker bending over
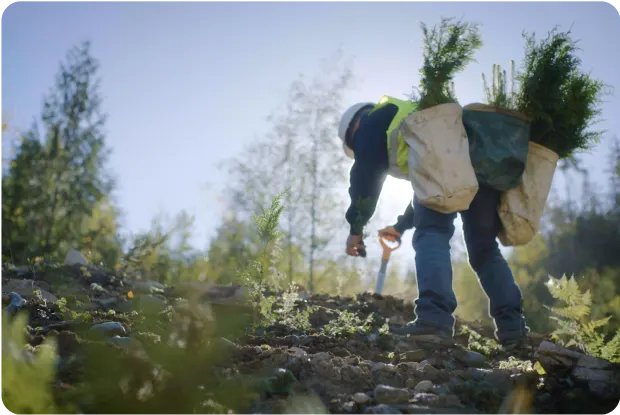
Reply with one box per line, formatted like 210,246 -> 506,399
339,96 -> 528,350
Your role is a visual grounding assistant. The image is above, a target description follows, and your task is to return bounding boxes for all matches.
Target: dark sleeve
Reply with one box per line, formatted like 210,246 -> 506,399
345,104 -> 397,235
393,200 -> 415,234
346,160 -> 387,235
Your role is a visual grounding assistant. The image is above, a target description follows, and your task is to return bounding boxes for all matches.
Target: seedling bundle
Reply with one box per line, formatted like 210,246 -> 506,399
470,28 -> 606,246
400,17 -> 483,214
399,21 -> 606,246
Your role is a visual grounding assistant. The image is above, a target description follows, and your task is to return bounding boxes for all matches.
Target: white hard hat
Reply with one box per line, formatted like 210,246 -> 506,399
338,102 -> 374,158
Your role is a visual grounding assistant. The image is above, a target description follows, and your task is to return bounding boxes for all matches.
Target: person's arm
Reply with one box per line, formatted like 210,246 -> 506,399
393,200 -> 415,234
344,104 -> 396,236
345,160 -> 387,236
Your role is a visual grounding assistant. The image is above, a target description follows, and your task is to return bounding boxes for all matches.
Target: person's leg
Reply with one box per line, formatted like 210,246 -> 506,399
392,196 -> 457,337
460,184 -> 529,344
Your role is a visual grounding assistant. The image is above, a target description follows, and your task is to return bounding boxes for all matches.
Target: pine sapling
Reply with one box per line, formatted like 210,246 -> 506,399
481,60 -> 517,110
514,27 -> 609,158
239,192 -> 286,328
414,17 -> 483,110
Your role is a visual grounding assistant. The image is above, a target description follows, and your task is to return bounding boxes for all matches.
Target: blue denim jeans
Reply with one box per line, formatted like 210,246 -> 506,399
411,184 -> 528,342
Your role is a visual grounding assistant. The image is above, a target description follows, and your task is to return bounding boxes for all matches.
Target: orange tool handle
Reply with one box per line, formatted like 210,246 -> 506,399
378,229 -> 401,261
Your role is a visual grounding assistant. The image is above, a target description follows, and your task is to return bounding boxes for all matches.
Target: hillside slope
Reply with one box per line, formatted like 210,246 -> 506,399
2,261 -> 619,414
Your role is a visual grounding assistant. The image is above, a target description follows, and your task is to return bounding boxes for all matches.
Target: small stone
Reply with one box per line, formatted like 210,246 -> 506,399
346,356 -> 360,366
372,362 -> 397,373
413,380 -> 434,394
107,336 -> 134,348
97,297 -> 117,309
374,384 -> 410,404
353,392 -> 371,404
417,362 -> 440,381
341,401 -> 356,413
341,365 -> 365,382
418,360 -> 433,370
4,280 -> 58,302
289,347 -> 307,358
404,362 -> 420,371
484,369 -> 514,394
453,348 -> 487,367
363,404 -> 401,414
64,248 -> 88,266
403,349 -> 426,362
90,321 -> 126,336
131,280 -> 166,294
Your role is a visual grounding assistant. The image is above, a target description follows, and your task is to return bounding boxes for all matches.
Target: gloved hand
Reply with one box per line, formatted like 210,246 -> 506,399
378,226 -> 402,242
346,234 -> 366,257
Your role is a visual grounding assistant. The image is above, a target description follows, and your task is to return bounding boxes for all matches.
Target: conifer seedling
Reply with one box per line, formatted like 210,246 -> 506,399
513,27 -> 609,159
414,17 -> 483,110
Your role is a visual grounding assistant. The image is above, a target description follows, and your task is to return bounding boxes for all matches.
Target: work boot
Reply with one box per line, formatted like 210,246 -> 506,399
389,322 -> 453,339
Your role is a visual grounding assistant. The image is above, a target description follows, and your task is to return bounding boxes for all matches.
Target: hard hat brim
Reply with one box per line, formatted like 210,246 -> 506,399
343,142 -> 354,159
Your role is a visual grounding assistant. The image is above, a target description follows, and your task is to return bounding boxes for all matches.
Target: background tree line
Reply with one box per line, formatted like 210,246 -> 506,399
3,41 -> 620,335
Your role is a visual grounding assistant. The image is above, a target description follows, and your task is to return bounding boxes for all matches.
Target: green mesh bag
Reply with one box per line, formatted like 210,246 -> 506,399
463,104 -> 531,191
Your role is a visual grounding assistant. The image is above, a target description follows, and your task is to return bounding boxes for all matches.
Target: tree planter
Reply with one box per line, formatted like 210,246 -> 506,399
498,141 -> 559,246
401,103 -> 479,214
462,103 -> 531,191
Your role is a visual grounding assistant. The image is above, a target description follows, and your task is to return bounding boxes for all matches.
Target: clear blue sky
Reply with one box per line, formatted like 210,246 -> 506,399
3,1 -> 619,268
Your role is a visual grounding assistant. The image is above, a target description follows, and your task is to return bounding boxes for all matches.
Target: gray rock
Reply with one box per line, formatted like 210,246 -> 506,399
131,280 -> 166,294
374,384 -> 411,404
90,321 -> 126,336
289,347 -> 308,358
411,392 -> 466,409
413,380 -> 434,394
418,360 -> 434,370
136,294 -> 168,312
341,401 -> 356,413
535,340 -> 583,371
64,248 -> 88,266
535,340 -> 620,398
13,265 -> 32,275
372,362 -> 398,374
402,361 -> 420,371
363,404 -> 401,414
462,367 -> 490,381
402,404 -> 477,414
402,349 -> 426,362
417,362 -> 441,382
341,365 -> 365,383
372,363 -> 403,387
353,392 -> 371,404
107,336 -> 133,348
97,297 -> 118,309
312,352 -> 341,381
452,348 -> 487,367
484,369 -> 513,394
4,279 -> 58,302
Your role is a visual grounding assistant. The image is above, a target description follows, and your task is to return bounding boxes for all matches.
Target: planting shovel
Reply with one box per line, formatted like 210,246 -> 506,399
374,229 -> 401,295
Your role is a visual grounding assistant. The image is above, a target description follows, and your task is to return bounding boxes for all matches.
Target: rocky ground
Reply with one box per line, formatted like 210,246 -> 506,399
2,254 -> 620,414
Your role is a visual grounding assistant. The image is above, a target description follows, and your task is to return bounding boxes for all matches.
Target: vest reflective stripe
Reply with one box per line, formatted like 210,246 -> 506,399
369,95 -> 418,179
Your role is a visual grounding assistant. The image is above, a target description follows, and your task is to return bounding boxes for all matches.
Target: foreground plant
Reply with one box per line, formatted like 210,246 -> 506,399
2,313 -> 62,413
238,192 -> 286,328
546,274 -> 620,362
